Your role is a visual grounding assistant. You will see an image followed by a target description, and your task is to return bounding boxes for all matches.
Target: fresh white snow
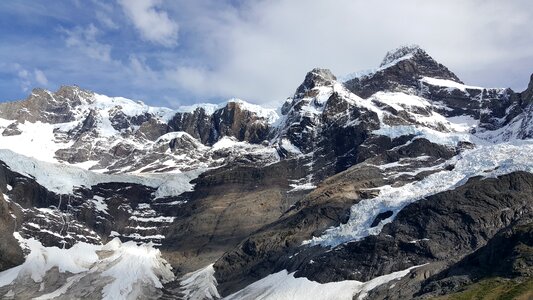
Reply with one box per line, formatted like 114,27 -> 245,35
340,45 -> 419,83
446,115 -> 479,133
0,233 -> 100,287
0,149 -> 202,198
179,264 -> 220,300
0,234 -> 174,300
372,125 -> 472,146
224,266 -> 421,300
420,77 -> 482,91
90,196 -> 109,215
0,119 -> 73,163
99,239 -> 174,300
91,93 -> 176,122
178,103 -> 221,115
280,138 -> 302,154
211,136 -> 242,151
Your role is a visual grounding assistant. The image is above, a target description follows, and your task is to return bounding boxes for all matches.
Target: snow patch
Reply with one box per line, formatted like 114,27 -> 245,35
180,264 -> 220,300
178,103 -> 220,115
90,196 -> 108,215
280,138 -> 302,154
212,136 -> 241,151
373,125 -> 471,146
0,119 -> 72,163
0,234 -> 174,300
420,77 -> 482,91
224,266 -> 421,300
446,115 -> 479,133
0,149 -> 202,198
0,233 -> 100,287
100,239 -> 174,300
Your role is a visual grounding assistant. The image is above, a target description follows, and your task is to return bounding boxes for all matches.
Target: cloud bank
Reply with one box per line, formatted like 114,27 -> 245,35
0,0 -> 532,107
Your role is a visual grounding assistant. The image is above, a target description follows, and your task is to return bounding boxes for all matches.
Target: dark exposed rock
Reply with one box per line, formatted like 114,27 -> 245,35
135,118 -> 171,141
522,73 -> 533,105
109,108 -> 132,132
416,221 -> 533,298
168,101 -> 274,146
293,172 -> 533,298
0,86 -> 90,124
0,193 -> 24,272
211,101 -> 271,144
295,68 -> 336,95
345,46 -> 461,98
212,133 -> 461,296
161,159 -> 307,274
2,122 -> 22,136
168,108 -> 213,144
371,210 -> 394,227
0,46 -> 532,300
212,164 -> 388,295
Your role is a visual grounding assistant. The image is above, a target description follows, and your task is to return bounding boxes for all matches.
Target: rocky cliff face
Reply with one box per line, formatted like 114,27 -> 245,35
345,45 -> 461,98
0,46 -> 532,299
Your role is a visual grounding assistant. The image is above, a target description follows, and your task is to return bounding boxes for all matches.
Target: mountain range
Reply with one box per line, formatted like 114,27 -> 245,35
0,45 -> 532,299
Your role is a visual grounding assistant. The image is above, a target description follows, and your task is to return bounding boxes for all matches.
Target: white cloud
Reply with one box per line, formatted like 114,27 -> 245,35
167,67 -> 208,96
96,11 -> 119,29
62,24 -> 113,62
16,68 -> 31,92
159,0 -> 533,104
5,64 -> 46,92
4,0 -> 531,108
34,69 -> 48,86
118,0 -> 179,47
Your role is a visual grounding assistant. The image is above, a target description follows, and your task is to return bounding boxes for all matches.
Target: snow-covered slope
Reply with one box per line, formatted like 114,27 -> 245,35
0,87 -> 280,174
223,266 -> 423,300
0,149 -> 201,197
0,234 -> 174,300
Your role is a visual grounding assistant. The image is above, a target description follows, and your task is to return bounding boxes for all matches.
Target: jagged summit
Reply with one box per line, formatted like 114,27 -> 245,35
295,68 -> 337,95
379,44 -> 424,67
522,73 -> 533,104
344,45 -> 463,98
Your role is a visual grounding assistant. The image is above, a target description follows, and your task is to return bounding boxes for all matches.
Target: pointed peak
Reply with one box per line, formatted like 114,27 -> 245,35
522,73 -> 533,104
29,87 -> 50,96
56,85 -> 83,94
296,68 -> 336,95
308,68 -> 336,81
379,44 -> 425,67
54,85 -> 94,101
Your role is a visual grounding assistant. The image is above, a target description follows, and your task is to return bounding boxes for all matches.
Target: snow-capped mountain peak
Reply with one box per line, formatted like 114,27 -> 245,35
295,68 -> 337,95
379,44 -> 424,67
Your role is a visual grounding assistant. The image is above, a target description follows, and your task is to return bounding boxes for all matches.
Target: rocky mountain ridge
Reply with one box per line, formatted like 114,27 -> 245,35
0,45 -> 532,299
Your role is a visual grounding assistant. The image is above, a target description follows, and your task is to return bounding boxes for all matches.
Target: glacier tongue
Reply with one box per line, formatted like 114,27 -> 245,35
0,149 -> 201,198
305,140 -> 533,247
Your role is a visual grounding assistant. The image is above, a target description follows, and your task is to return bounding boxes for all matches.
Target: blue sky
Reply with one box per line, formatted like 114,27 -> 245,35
1,0 -> 532,108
